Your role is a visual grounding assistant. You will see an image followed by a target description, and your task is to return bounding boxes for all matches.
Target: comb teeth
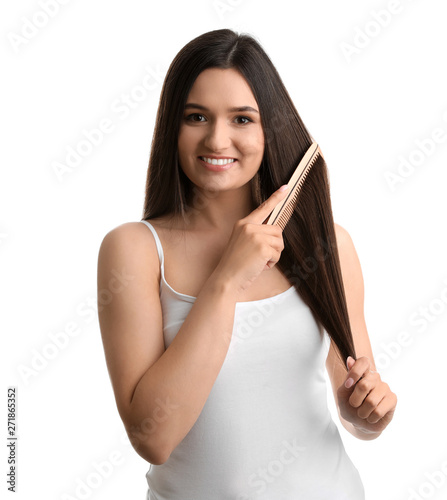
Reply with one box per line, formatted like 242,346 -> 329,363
265,142 -> 322,230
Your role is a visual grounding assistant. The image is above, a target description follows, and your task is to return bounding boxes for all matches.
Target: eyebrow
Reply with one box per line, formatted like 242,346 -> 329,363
184,103 -> 259,114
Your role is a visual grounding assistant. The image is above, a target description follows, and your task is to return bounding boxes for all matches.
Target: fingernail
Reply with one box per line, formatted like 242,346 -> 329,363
279,185 -> 289,192
345,378 -> 354,388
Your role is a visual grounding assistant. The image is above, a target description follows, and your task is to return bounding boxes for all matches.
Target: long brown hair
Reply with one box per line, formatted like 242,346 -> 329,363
142,29 -> 356,369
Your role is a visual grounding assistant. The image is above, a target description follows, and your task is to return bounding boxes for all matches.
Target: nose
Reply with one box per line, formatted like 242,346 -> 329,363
203,118 -> 232,152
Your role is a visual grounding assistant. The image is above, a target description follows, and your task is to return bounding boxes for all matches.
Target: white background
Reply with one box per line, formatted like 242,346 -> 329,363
2,1 -> 447,499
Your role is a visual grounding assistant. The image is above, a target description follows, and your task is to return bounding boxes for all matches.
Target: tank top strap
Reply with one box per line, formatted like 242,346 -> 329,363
139,221 -> 165,291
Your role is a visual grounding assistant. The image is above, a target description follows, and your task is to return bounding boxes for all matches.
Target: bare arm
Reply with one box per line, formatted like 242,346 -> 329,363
326,223 -> 381,440
97,223 -> 237,465
128,272 -> 236,463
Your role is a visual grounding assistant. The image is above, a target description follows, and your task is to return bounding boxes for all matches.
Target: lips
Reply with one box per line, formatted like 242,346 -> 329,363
198,156 -> 237,171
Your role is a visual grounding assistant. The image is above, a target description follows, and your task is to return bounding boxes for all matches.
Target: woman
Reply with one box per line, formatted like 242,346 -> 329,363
97,29 -> 397,499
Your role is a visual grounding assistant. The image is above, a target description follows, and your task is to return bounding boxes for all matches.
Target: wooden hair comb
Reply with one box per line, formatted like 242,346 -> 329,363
263,142 -> 322,230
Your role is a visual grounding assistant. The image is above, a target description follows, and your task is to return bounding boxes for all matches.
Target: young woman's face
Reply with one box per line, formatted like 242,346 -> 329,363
177,67 -> 265,194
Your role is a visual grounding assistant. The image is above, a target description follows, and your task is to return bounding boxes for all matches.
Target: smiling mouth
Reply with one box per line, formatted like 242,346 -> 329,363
198,156 -> 237,166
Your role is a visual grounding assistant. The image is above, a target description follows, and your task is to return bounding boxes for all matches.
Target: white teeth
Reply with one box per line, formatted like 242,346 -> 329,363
200,157 -> 236,165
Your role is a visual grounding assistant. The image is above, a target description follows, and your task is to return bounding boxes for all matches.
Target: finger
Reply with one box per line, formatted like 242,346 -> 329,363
347,374 -> 375,408
264,246 -> 282,269
353,383 -> 387,418
346,355 -> 356,370
366,393 -> 396,424
244,185 -> 289,225
344,356 -> 371,388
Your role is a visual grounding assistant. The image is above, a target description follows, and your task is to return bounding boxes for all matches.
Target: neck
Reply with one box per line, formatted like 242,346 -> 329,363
183,183 -> 256,234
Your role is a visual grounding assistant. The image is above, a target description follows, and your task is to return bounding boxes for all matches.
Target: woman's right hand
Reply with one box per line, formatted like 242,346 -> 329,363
212,185 -> 290,295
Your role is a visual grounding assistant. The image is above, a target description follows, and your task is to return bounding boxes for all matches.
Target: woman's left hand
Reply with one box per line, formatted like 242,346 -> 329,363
337,356 -> 398,435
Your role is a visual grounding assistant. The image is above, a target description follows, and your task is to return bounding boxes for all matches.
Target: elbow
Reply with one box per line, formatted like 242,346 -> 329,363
124,425 -> 171,465
146,437 -> 173,465
139,442 -> 170,466
122,403 -> 173,465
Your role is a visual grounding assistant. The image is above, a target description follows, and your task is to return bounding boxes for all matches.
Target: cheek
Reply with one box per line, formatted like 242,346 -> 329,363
177,128 -> 195,160
256,132 -> 265,152
178,126 -> 205,154
239,128 -> 264,156
177,126 -> 188,150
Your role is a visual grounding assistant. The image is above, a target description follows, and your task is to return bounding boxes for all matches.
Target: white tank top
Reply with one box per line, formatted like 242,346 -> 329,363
139,220 -> 365,500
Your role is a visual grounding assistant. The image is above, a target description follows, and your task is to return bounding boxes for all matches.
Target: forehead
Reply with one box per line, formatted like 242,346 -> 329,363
186,68 -> 258,107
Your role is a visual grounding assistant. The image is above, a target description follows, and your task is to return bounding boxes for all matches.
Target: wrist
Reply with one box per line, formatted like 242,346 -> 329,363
203,271 -> 238,300
351,423 -> 382,440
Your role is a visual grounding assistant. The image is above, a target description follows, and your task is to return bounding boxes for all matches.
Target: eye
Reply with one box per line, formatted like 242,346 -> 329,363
185,113 -> 206,122
235,116 -> 253,124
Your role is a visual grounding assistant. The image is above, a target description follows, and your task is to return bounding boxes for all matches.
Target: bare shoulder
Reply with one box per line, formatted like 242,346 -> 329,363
99,221 -> 160,275
334,222 -> 353,247
333,222 -> 363,280
100,220 -> 159,247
